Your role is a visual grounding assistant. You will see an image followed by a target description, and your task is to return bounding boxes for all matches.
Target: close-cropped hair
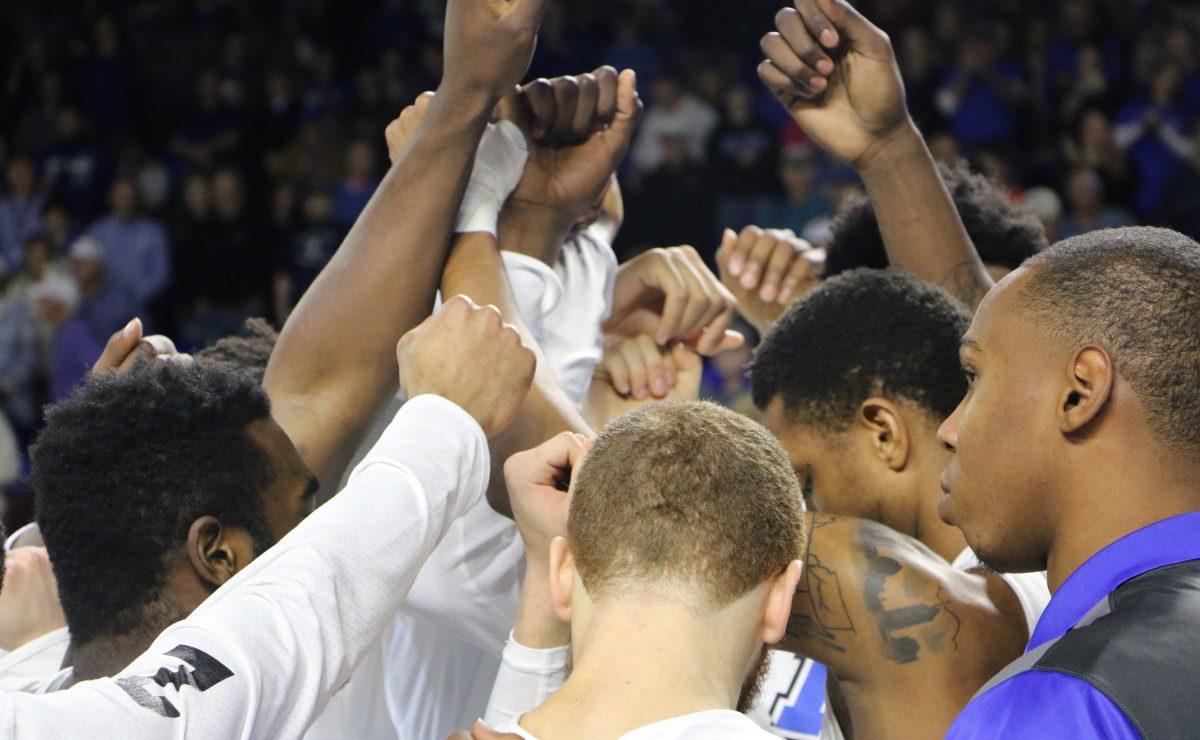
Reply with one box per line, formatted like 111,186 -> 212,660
1020,226 -> 1200,453
568,401 -> 804,608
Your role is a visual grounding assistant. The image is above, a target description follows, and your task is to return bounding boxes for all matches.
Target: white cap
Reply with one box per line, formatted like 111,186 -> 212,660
69,236 -> 104,263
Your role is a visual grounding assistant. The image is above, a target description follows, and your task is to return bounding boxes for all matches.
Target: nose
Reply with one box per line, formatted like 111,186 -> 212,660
938,402 -> 962,452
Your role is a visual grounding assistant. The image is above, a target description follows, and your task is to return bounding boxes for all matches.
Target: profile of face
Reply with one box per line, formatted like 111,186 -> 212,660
762,398 -> 939,531
936,270 -> 1061,572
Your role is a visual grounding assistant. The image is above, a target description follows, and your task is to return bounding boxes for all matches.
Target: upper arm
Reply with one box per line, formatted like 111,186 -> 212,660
784,515 -> 1026,693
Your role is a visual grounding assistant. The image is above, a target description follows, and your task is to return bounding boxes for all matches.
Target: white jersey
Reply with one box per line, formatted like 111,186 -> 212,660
0,394 -> 489,738
753,548 -> 1052,740
0,628 -> 69,694
308,228 -> 617,740
497,709 -> 777,739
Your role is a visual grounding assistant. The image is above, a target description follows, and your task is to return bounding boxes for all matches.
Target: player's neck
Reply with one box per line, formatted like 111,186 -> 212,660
524,597 -> 756,738
68,599 -> 192,685
1046,452 -> 1200,592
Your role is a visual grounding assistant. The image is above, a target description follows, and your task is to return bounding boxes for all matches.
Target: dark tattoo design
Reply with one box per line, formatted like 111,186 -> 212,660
787,516 -> 855,654
939,259 -> 988,309
859,536 -> 962,664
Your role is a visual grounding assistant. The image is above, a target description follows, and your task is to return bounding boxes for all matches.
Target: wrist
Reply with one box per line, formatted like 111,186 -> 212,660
498,200 -> 577,264
431,82 -> 498,123
854,120 -> 925,175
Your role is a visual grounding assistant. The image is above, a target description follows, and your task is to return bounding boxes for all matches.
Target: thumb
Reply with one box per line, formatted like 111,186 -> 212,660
715,228 -> 736,279
92,317 -> 143,374
712,330 -> 745,353
603,69 -> 643,150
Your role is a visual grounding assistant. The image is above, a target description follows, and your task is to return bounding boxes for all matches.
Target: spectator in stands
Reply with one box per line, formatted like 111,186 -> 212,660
0,264 -> 38,436
81,178 -> 170,317
1116,62 -> 1195,215
41,107 -> 107,221
755,148 -> 833,237
1062,108 -> 1132,204
710,83 -> 778,233
631,72 -> 718,171
937,23 -> 1027,150
1059,168 -> 1135,238
624,132 -> 715,259
273,189 -> 339,322
15,233 -> 77,383
170,69 -> 241,170
49,239 -> 137,402
0,158 -> 44,271
333,139 -> 379,227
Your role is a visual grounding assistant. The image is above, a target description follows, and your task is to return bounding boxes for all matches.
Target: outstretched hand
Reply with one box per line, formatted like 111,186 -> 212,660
757,0 -> 911,169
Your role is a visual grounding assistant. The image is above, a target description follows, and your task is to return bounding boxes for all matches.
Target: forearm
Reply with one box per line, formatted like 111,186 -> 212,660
264,88 -> 494,481
858,125 -> 992,310
441,233 -> 590,516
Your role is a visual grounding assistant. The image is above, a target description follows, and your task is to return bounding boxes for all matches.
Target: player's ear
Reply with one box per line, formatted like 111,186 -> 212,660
858,398 -> 910,472
549,536 -> 575,623
1060,345 -> 1113,435
187,516 -> 252,588
760,559 -> 804,645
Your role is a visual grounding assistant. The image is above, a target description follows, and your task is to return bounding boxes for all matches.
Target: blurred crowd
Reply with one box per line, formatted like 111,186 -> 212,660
0,0 -> 1199,498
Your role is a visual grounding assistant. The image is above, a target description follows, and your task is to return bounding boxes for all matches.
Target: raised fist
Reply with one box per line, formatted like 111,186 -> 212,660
757,0 -> 912,169
503,431 -> 592,569
0,546 -> 66,652
715,225 -> 824,333
499,67 -> 643,222
396,295 -> 536,437
442,0 -> 549,100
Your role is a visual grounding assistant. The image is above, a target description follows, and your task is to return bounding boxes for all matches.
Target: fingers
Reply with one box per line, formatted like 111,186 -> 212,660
571,73 -> 600,140
792,1 -> 839,54
760,235 -> 799,302
593,66 -> 619,126
385,92 -> 436,164
814,0 -> 887,54
91,317 -> 143,374
757,59 -> 797,102
742,229 -> 780,291
522,78 -> 556,138
779,246 -> 824,304
550,76 -> 580,138
608,68 -> 643,139
617,335 -> 662,399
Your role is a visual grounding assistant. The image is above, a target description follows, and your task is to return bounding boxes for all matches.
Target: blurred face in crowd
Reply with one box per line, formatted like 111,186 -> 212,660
937,270 -> 1059,572
780,155 -> 816,202
1079,109 -> 1112,149
182,173 -> 211,219
303,192 -> 334,225
660,133 -> 691,168
70,254 -> 104,287
1151,64 -> 1183,107
6,158 -> 35,197
56,108 -> 82,142
213,170 -> 245,220
900,28 -> 934,78
345,140 -> 376,181
110,180 -> 138,220
652,76 -> 683,107
1067,169 -> 1103,213
724,84 -> 754,125
22,236 -> 50,280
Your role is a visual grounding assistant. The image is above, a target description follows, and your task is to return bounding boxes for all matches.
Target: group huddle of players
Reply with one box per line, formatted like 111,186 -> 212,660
1,0 -> 1199,738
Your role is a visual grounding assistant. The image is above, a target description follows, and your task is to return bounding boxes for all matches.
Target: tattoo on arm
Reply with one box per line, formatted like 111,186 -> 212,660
939,259 -> 989,310
859,533 -> 962,664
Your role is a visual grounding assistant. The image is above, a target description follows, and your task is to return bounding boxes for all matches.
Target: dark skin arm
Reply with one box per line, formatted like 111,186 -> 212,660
758,0 -> 993,310
261,0 -> 548,486
784,514 -> 1029,739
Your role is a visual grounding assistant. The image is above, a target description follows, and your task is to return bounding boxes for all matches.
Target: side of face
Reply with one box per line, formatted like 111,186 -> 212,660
762,397 -> 930,536
185,418 -> 316,594
937,273 -> 1062,572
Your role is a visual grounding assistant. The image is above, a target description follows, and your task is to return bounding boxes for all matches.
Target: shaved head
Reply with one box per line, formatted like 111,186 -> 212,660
1019,227 -> 1200,454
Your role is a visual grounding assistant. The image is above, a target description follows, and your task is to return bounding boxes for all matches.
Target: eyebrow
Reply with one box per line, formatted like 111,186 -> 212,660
301,476 -> 320,499
960,338 -> 982,352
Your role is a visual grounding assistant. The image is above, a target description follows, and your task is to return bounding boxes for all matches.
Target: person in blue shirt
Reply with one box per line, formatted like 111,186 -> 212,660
938,226 -> 1200,739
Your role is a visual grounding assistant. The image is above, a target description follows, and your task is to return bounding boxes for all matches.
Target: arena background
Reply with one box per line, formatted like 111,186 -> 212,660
1,0 -> 1198,529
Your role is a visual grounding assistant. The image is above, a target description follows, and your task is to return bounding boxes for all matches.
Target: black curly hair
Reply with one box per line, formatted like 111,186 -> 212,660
32,361 -> 276,645
824,162 -> 1046,277
195,317 -> 279,384
750,268 -> 972,429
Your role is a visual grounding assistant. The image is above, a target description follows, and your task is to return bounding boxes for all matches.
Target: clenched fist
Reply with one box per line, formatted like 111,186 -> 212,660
504,431 -> 592,570
442,0 -> 549,100
758,0 -> 913,170
0,546 -> 66,652
397,295 -> 536,438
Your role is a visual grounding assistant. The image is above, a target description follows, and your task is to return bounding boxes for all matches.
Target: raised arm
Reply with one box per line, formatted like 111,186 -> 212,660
1,295 -> 536,739
784,514 -> 1029,738
262,0 -> 548,484
757,0 -> 993,309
